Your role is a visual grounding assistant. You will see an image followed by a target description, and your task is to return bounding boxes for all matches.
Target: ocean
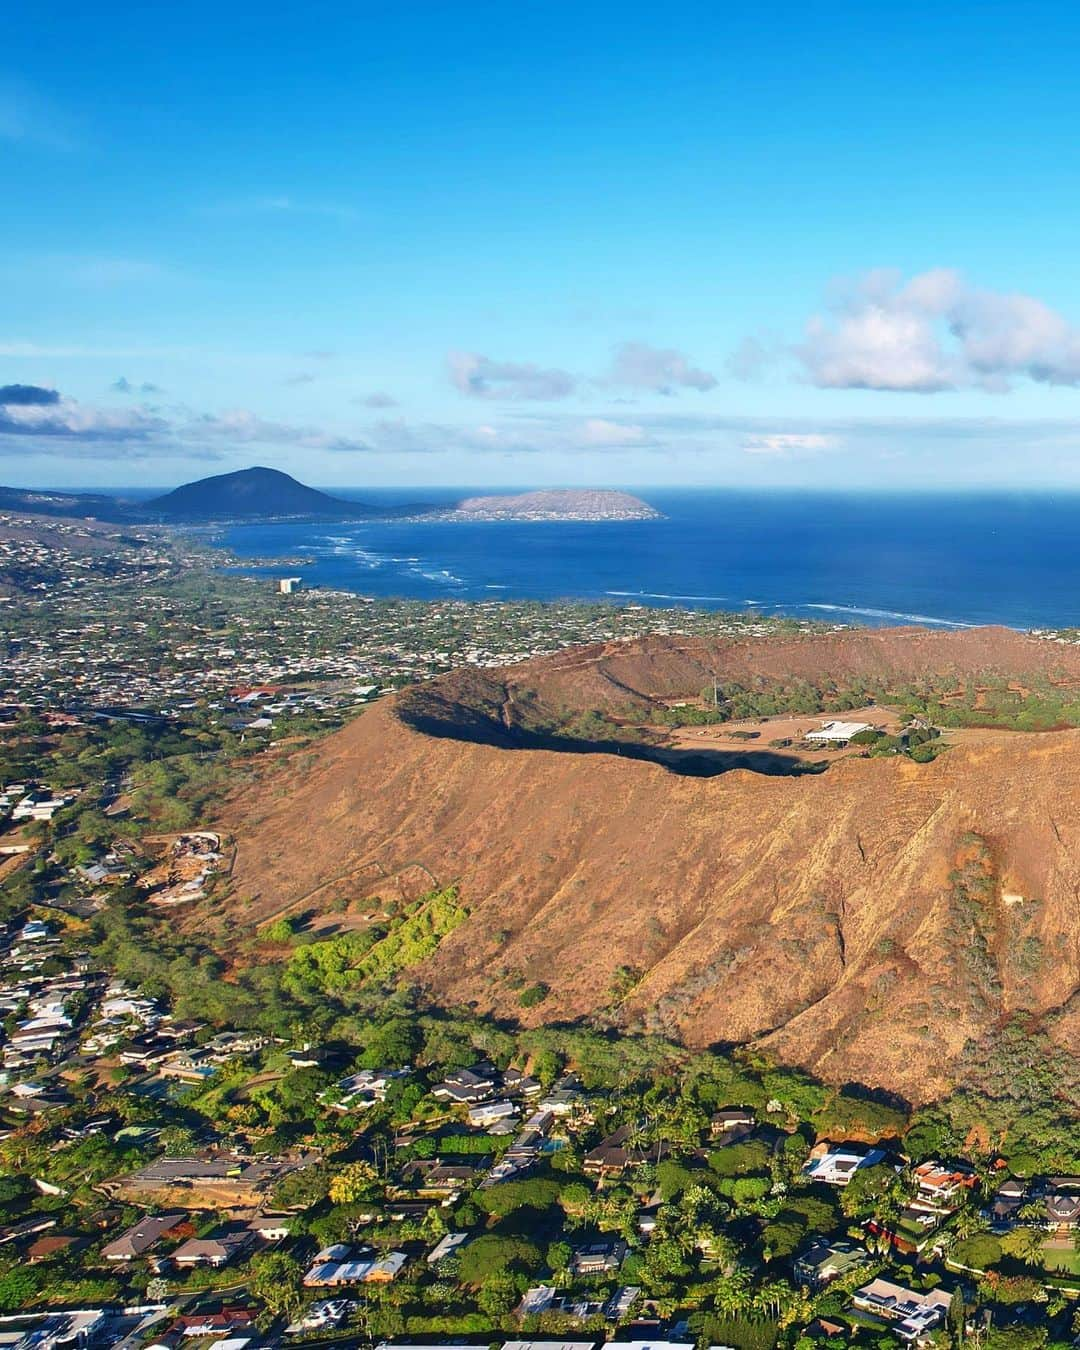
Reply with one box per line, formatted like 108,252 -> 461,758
218,489 -> 1080,630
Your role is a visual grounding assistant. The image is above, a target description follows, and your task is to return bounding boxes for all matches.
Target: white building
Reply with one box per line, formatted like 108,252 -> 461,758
852,1278 -> 953,1340
803,1144 -> 888,1186
805,720 -> 874,746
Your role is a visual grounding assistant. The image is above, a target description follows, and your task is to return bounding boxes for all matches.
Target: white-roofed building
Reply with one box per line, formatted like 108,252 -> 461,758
805,720 -> 874,745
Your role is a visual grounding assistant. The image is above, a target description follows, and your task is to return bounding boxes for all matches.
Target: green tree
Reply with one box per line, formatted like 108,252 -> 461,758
249,1251 -> 303,1318
839,1163 -> 898,1218
546,1240 -> 571,1273
328,1161 -> 379,1205
459,1235 -> 541,1286
0,1268 -> 41,1313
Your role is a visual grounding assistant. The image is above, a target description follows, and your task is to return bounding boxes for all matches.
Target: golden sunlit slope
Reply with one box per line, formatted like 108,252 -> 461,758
216,628 -> 1080,1102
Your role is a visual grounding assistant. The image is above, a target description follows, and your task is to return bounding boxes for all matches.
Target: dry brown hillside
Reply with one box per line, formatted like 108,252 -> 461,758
215,627 -> 1080,1103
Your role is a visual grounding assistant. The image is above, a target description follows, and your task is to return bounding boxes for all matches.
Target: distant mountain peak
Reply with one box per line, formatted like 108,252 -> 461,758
145,465 -> 364,521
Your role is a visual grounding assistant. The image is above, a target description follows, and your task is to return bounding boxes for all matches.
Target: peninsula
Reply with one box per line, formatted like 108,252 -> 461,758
447,487 -> 659,521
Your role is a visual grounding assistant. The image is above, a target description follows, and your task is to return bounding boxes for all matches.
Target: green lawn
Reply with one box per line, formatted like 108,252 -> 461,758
1042,1246 -> 1080,1275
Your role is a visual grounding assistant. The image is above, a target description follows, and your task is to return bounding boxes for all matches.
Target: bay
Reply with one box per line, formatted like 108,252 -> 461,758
218,488 -> 1080,630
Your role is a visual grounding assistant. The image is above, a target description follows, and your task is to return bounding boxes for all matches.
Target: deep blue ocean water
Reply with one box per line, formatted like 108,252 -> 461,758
217,489 -> 1080,630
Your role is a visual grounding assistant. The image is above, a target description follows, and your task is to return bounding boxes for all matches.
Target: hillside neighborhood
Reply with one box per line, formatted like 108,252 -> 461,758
0,521 -> 1075,1350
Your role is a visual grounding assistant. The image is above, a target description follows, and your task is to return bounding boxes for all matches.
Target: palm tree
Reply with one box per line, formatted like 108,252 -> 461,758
778,1287 -> 813,1330
1013,1225 -> 1046,1267
751,1278 -> 793,1319
951,1208 -> 988,1241
713,1269 -> 752,1318
708,1231 -> 742,1276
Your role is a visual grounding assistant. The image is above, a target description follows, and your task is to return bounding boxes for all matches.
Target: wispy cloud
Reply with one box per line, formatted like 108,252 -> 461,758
190,409 -> 372,454
0,341 -> 175,359
111,377 -> 162,395
0,78 -> 78,151
199,196 -> 360,222
369,415 -> 650,456
0,256 -> 170,289
0,385 -> 372,458
741,432 -> 839,457
448,350 -> 577,401
355,391 -> 398,409
448,342 -> 717,402
603,341 -> 716,394
581,417 -> 649,447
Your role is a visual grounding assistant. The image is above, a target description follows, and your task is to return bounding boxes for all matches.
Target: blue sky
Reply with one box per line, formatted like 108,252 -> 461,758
7,0 -> 1080,489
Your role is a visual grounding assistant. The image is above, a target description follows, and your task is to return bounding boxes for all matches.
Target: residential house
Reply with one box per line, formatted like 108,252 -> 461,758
603,1340 -> 694,1350
912,1161 -> 976,1205
102,1212 -> 189,1261
518,1286 -> 558,1316
426,1231 -> 469,1264
327,1067 -> 409,1112
0,1217 -> 57,1247
501,1342 -> 599,1350
432,1062 -> 500,1104
986,1177 -> 1027,1229
0,1310 -> 108,1350
1046,1178 -> 1080,1229
851,1278 -> 954,1341
584,1125 -> 665,1177
802,1142 -> 888,1187
572,1239 -> 627,1276
710,1108 -> 756,1141
172,1230 -> 256,1268
792,1239 -> 869,1290
468,1099 -> 517,1127
604,1287 -> 642,1321
539,1077 -> 589,1118
26,1234 -> 80,1264
503,1067 -> 543,1097
304,1250 -> 407,1286
159,1050 -> 217,1084
176,1308 -> 257,1338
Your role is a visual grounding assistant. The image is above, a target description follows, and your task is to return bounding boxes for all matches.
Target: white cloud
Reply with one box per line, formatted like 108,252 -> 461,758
741,432 -> 839,457
0,385 -> 380,458
0,395 -> 166,443
793,269 -> 1080,392
581,417 -> 648,447
604,340 -> 716,394
191,408 -> 373,454
448,350 -> 577,401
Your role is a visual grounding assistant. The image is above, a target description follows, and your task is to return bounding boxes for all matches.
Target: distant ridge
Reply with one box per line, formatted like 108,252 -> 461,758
0,469 -> 654,525
144,465 -> 367,521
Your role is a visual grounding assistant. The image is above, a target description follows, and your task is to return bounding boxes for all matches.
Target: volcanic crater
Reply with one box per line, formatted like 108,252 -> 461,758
217,626 -> 1080,1102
